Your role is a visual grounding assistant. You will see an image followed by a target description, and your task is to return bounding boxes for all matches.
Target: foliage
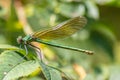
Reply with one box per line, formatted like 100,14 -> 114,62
0,0 -> 120,80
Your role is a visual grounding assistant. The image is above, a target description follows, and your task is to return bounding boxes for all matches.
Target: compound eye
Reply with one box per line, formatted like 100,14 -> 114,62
17,36 -> 23,44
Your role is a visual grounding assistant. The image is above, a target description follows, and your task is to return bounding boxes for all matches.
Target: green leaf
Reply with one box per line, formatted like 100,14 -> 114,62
0,35 -> 7,44
49,67 -> 62,80
39,61 -> 51,80
0,44 -> 19,50
85,1 -> 99,19
0,44 -> 25,55
59,3 -> 85,17
90,23 -> 116,59
39,61 -> 62,80
0,50 -> 40,80
110,65 -> 120,80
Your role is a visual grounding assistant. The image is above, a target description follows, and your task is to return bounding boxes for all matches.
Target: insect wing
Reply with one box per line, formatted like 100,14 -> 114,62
32,16 -> 87,40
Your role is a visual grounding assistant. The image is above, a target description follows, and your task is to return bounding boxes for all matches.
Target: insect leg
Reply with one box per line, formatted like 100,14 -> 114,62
24,44 -> 28,57
28,43 -> 43,61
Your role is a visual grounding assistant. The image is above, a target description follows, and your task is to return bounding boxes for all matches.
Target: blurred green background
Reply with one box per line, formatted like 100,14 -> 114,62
0,0 -> 120,80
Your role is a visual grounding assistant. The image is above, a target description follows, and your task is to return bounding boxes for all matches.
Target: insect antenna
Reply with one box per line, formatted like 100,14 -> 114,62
18,43 -> 28,59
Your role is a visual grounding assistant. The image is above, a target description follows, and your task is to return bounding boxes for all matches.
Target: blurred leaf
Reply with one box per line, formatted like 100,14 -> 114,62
39,61 -> 51,80
39,61 -> 62,80
0,50 -> 40,80
27,8 -> 51,31
49,67 -> 62,80
96,0 -> 120,7
59,3 -> 85,17
114,42 -> 120,63
85,1 -> 99,19
96,0 -> 114,5
0,5 -> 7,17
90,22 -> 116,59
0,44 -> 25,55
0,44 -> 20,50
0,35 -> 7,44
84,74 -> 95,80
109,65 -> 120,80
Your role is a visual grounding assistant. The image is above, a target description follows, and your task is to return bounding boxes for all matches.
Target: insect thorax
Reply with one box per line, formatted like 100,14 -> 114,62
22,35 -> 33,42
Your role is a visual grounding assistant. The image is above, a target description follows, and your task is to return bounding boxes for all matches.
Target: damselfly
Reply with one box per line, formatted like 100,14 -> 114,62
17,16 -> 94,59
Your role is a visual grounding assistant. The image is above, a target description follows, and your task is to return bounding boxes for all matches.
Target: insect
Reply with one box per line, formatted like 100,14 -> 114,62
17,16 -> 94,59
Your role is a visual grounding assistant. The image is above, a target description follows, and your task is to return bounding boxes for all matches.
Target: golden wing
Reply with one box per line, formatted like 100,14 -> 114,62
32,16 -> 87,40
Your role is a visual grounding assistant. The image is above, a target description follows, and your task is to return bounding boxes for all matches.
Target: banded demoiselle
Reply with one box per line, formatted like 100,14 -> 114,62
17,16 -> 94,59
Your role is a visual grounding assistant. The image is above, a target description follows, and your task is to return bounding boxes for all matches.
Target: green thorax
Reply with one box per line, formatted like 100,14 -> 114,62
22,35 -> 33,42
